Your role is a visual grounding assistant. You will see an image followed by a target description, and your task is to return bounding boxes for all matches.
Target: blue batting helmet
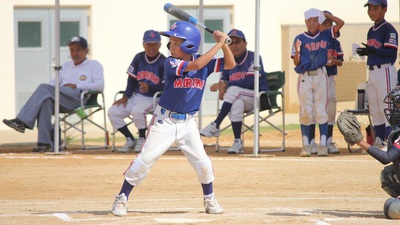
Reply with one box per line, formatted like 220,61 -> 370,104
160,21 -> 201,54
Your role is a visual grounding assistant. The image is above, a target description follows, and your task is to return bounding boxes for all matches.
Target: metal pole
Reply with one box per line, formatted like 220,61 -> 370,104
198,0 -> 204,129
253,0 -> 261,156
53,0 -> 61,153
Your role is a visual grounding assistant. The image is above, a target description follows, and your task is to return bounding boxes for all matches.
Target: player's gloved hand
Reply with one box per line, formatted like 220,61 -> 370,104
356,43 -> 376,56
336,110 -> 364,146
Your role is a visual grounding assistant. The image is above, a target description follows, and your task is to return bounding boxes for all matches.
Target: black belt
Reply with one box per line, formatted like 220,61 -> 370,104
367,64 -> 381,70
367,63 -> 394,71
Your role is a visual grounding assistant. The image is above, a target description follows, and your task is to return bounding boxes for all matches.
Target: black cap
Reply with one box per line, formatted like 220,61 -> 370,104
67,36 -> 88,48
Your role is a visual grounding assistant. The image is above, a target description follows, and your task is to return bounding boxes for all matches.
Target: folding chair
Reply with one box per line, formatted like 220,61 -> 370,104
60,91 -> 108,149
215,71 -> 286,152
246,71 -> 286,152
110,91 -> 162,151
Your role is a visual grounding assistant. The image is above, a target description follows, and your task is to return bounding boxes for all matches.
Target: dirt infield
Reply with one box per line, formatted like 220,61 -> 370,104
0,127 -> 398,225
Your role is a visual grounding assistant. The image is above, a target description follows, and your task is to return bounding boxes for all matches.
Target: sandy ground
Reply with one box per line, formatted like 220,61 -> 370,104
1,101 -> 396,225
0,127 -> 397,225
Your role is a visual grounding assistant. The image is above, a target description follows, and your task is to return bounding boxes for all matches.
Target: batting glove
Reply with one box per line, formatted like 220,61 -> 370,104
356,43 -> 376,56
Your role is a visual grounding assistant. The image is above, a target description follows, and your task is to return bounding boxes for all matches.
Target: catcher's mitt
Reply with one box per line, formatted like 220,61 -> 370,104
336,111 -> 363,146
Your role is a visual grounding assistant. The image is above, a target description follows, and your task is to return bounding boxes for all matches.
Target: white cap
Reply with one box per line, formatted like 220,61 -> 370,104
304,8 -> 326,25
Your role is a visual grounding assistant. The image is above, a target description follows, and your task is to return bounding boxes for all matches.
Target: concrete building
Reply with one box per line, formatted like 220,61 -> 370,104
1,0 -> 399,130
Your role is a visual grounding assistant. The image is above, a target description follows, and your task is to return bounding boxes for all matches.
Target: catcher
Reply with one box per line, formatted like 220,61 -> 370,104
337,87 -> 400,219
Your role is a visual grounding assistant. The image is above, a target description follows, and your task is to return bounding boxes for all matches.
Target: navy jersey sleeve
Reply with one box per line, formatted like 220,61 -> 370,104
124,76 -> 138,97
367,145 -> 400,165
124,54 -> 140,97
335,40 -> 344,61
127,54 -> 140,78
258,56 -> 269,91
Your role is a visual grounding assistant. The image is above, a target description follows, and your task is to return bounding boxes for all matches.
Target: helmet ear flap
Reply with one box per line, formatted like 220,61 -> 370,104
180,40 -> 199,54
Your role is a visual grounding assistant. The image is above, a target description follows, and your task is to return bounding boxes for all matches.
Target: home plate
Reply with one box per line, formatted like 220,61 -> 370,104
154,218 -> 214,223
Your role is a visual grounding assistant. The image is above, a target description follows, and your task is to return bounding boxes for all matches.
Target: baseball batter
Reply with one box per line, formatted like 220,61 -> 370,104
200,29 -> 268,154
111,21 -> 235,216
291,8 -> 344,157
356,0 -> 398,149
108,30 -> 166,153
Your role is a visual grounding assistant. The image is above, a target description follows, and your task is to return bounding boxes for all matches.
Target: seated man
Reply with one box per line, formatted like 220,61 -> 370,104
108,30 -> 166,153
200,29 -> 268,154
3,36 -> 104,152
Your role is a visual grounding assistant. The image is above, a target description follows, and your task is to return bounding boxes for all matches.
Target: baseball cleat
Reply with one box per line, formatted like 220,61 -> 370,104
300,145 -> 311,157
317,145 -> 328,157
204,198 -> 223,214
200,122 -> 220,137
134,138 -> 145,153
112,193 -> 128,216
32,143 -> 52,152
327,142 -> 340,154
117,138 -> 136,153
310,143 -> 318,154
227,139 -> 244,154
3,118 -> 26,133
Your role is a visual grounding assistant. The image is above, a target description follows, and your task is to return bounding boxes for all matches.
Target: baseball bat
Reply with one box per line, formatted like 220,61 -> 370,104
163,3 -> 232,45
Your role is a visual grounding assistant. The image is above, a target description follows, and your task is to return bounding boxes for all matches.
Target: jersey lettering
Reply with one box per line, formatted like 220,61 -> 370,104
229,72 -> 247,81
367,39 -> 383,49
304,40 -> 328,51
173,77 -> 205,89
137,70 -> 161,84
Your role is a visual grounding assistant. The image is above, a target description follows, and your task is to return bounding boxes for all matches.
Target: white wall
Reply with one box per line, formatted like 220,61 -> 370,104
1,0 -> 399,130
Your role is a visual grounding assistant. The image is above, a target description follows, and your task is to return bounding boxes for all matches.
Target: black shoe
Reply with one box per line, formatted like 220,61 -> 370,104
3,119 -> 25,133
32,144 -> 52,152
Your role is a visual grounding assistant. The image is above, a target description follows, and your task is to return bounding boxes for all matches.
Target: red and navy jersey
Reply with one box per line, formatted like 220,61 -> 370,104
366,19 -> 398,66
124,52 -> 166,98
291,27 -> 337,74
220,50 -> 268,91
158,54 -> 225,114
326,39 -> 344,76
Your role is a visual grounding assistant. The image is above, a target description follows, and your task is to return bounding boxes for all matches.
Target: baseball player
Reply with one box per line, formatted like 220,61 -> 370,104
3,37 -> 104,152
356,0 -> 398,150
309,11 -> 344,155
111,21 -> 235,216
108,30 -> 166,153
291,9 -> 344,157
342,88 -> 400,219
200,29 -> 268,154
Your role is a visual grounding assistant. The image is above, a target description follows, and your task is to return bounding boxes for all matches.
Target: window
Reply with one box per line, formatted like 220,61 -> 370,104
60,21 -> 80,46
18,22 -> 41,47
204,20 -> 223,43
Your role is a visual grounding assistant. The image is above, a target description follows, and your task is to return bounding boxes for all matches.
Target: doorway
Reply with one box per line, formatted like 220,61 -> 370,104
14,7 -> 88,112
